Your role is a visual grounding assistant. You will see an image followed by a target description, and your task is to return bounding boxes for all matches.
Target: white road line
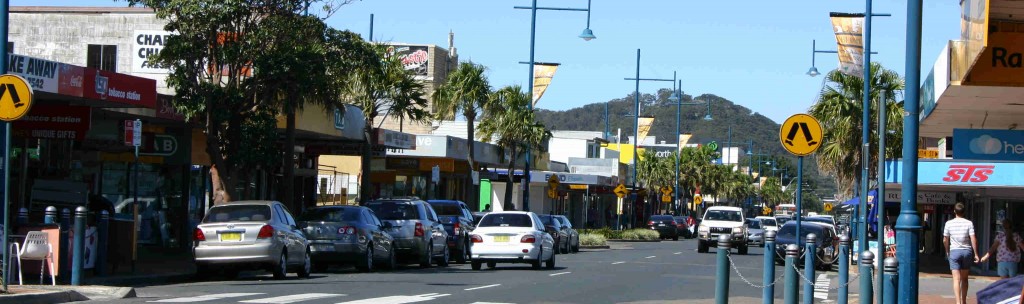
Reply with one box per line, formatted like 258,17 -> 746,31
149,293 -> 265,303
645,256 -> 656,259
611,261 -> 625,265
239,293 -> 344,304
549,272 -> 571,276
335,294 -> 449,304
464,284 -> 502,291
813,273 -> 830,300
469,302 -> 516,304
673,252 -> 682,255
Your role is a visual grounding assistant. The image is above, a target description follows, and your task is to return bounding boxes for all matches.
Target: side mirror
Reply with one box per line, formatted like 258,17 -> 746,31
382,222 -> 394,229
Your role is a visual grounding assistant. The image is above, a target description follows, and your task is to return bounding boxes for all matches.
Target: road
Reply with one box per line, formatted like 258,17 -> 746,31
88,240 -> 841,304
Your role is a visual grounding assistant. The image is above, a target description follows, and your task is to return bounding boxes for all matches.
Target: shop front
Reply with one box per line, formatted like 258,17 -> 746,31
382,135 -> 503,204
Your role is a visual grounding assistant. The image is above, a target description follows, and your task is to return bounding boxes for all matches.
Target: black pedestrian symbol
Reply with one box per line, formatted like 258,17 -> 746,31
784,122 -> 818,147
0,83 -> 23,108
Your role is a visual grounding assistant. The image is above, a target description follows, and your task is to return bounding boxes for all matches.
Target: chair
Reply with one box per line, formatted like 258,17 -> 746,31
9,231 -> 55,285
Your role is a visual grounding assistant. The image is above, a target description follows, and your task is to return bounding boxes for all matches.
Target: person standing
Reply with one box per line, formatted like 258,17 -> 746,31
944,202 -> 980,304
981,219 -> 1024,278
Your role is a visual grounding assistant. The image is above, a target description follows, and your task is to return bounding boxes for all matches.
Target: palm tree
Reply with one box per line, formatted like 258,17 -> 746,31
637,150 -> 674,213
677,145 -> 716,213
809,62 -> 905,197
433,62 -> 492,209
478,85 -> 552,210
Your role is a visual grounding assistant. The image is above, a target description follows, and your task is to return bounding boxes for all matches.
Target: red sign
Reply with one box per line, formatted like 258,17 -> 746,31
58,64 -> 85,97
155,95 -> 185,121
942,164 -> 995,183
11,105 -> 91,141
84,68 -> 157,108
123,120 -> 134,146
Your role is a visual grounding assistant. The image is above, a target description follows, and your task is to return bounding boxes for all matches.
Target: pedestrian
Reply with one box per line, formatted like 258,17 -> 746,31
981,219 -> 1024,278
944,202 -> 980,304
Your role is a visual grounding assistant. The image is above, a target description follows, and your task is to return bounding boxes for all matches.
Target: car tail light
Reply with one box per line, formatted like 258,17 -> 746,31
193,228 -> 206,241
648,221 -> 655,226
521,235 -> 537,243
414,222 -> 424,237
454,222 -> 461,235
471,235 -> 483,243
671,221 -> 678,226
337,226 -> 356,235
257,225 -> 274,239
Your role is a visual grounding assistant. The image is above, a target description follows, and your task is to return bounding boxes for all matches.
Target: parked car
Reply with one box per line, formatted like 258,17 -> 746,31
773,221 -> 837,270
427,200 -> 477,263
554,215 -> 580,253
193,201 -> 311,279
697,206 -> 748,254
472,212 -> 488,225
746,218 -> 765,247
539,215 -> 570,254
648,215 -> 680,241
469,211 -> 556,270
803,216 -> 840,258
775,215 -> 792,226
365,199 -> 450,268
755,216 -> 778,232
297,206 -> 395,272
672,216 -> 692,239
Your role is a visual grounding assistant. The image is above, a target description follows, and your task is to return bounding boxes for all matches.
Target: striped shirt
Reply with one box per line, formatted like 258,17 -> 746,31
944,217 -> 975,251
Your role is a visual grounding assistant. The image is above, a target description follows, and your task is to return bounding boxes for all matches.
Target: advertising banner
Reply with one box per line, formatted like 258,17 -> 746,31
678,133 -> 692,151
829,13 -> 866,77
965,32 -> 1024,86
388,45 -> 429,78
84,69 -> 158,108
12,105 -> 91,141
132,30 -> 172,74
885,160 -> 1024,187
636,116 -> 655,147
953,129 -> 1024,161
7,54 -> 62,94
531,62 -> 559,106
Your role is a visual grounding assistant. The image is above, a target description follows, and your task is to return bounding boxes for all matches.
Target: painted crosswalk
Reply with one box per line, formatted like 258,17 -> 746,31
150,293 -> 266,302
146,292 -> 503,304
813,274 -> 830,301
238,293 -> 345,304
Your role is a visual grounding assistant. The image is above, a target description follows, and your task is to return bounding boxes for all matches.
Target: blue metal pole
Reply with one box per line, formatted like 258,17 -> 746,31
675,78 -> 680,214
605,101 -> 609,141
804,233 -> 817,304
632,48 -> 640,202
876,90 -> 887,304
897,0 -> 923,302
784,244 -> 799,304
715,235 -> 731,304
883,257 -> 898,304
839,235 -> 850,304
97,210 -> 109,276
0,0 -> 9,291
861,250 -> 875,304
763,230 -> 777,304
369,14 -> 374,42
859,1 -> 874,287
59,208 -> 71,281
795,156 -> 803,251
71,206 -> 86,285
523,0 -> 538,212
44,206 -> 56,225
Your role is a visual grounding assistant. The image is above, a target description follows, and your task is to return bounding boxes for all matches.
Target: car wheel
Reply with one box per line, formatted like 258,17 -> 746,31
560,240 -> 569,254
471,261 -> 482,270
195,264 -> 212,280
738,244 -> 749,255
486,261 -> 496,269
272,251 -> 287,280
673,235 -> 679,241
698,241 -> 708,253
572,240 -> 579,254
532,248 -> 543,270
437,243 -> 450,267
456,241 -> 468,264
297,249 -> 312,278
356,245 -> 374,272
383,245 -> 397,270
545,249 -> 556,269
419,242 -> 433,268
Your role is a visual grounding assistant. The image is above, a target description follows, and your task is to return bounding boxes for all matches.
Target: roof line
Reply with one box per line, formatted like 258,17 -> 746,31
11,6 -> 156,14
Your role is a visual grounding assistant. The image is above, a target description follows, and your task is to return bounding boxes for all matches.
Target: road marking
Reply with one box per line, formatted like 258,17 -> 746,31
464,284 -> 501,291
612,261 -> 625,265
469,302 -> 516,304
150,293 -> 265,303
673,252 -> 682,255
549,272 -> 571,276
645,256 -> 656,259
335,294 -> 450,304
813,273 -> 830,300
240,293 -> 344,304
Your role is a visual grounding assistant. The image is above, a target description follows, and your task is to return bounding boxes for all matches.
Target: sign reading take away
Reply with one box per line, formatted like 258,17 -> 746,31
614,183 -> 628,198
0,74 -> 34,122
779,114 -> 823,156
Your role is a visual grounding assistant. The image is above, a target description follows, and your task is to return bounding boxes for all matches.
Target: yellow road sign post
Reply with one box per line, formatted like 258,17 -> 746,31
824,203 -> 834,212
694,194 -> 703,206
661,194 -> 671,203
0,74 -> 34,291
614,183 -> 628,198
779,113 -> 823,247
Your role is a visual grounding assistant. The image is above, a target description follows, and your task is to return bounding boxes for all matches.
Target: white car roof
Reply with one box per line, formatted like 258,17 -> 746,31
706,206 -> 742,211
485,211 -> 533,215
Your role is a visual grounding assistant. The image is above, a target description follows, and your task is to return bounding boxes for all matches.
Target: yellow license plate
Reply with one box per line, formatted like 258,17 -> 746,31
220,232 -> 242,241
494,235 -> 510,242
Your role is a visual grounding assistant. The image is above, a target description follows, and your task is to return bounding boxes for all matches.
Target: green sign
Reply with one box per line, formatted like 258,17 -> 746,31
708,141 -> 718,150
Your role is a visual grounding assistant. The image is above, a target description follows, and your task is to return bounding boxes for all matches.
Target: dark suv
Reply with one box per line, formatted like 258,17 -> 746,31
648,215 -> 679,241
366,199 -> 450,268
427,200 -> 476,264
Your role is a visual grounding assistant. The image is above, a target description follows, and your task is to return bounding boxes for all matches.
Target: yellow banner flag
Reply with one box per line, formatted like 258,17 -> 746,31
532,63 -> 560,106
678,133 -> 692,151
637,116 -> 655,147
830,12 -> 866,77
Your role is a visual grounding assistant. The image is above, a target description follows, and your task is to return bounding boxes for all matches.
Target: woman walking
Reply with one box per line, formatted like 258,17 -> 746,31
980,219 -> 1024,278
944,202 -> 979,304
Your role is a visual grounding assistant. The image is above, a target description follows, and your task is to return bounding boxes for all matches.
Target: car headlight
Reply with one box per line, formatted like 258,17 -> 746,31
699,225 -> 709,233
732,227 -> 743,234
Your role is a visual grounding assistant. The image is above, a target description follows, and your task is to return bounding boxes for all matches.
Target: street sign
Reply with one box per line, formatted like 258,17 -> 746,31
616,197 -> 624,215
694,194 -> 703,206
132,119 -> 142,147
661,194 -> 671,203
547,188 -> 557,199
763,207 -> 771,215
0,74 -> 34,122
123,120 -> 134,146
708,141 -> 718,151
660,186 -> 672,195
779,114 -> 823,156
548,174 -> 560,189
431,165 -> 440,183
824,203 -> 834,212
614,183 -> 628,198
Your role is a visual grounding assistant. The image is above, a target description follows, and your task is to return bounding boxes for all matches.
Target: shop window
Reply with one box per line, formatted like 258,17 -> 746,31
87,44 -> 117,72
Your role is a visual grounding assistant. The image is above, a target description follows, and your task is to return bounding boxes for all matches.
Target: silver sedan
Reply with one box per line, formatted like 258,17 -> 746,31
193,201 -> 311,279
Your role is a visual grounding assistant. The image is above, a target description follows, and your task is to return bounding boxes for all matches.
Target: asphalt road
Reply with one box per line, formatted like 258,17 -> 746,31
87,240 -> 843,304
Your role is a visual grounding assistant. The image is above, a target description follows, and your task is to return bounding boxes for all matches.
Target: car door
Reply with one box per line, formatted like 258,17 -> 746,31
276,204 -> 304,264
423,203 -> 444,255
364,209 -> 387,260
461,203 -> 476,233
531,213 -> 552,258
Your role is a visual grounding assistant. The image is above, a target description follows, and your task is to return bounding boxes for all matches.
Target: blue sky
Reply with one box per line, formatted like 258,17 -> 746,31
23,0 -> 962,123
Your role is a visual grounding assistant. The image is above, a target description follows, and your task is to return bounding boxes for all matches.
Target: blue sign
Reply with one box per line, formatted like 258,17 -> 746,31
885,160 -> 1024,187
333,107 -> 345,130
953,129 -> 1024,161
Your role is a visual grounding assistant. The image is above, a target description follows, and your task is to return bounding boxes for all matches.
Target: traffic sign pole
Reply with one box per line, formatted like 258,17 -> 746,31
0,73 -> 34,292
132,119 -> 141,272
795,156 -> 803,243
779,113 -> 823,250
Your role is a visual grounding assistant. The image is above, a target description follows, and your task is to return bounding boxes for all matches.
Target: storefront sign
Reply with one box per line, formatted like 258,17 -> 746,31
965,32 -> 1024,86
884,191 -> 955,205
419,158 -> 454,172
11,105 -> 91,141
132,30 -> 172,74
953,129 -> 1024,161
334,107 -> 345,130
84,69 -> 157,108
155,95 -> 185,121
7,54 -> 59,93
385,158 -> 419,170
139,133 -> 178,156
918,149 -> 939,159
376,128 -> 415,150
885,160 -> 1024,187
387,45 -> 429,78
529,171 -> 615,186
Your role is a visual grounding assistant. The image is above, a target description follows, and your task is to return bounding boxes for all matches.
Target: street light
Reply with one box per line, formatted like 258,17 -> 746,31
515,0 -> 595,212
807,39 -> 836,77
668,80 -> 713,216
623,51 -> 674,227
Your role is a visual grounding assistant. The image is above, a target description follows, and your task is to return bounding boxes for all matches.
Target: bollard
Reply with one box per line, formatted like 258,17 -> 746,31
16,208 -> 28,225
763,230 -> 777,304
715,234 -> 732,304
784,244 -> 799,304
59,208 -> 71,281
96,210 -> 109,276
860,250 -> 875,304
882,257 -> 897,304
838,235 -> 850,304
803,233 -> 817,304
43,206 -> 57,224
71,206 -> 87,285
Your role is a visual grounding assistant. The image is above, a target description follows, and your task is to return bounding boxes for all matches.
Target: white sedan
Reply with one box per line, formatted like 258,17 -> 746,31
469,211 -> 555,270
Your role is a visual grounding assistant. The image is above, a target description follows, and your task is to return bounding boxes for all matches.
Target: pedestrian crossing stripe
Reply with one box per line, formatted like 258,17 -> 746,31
150,293 -> 265,302
238,293 -> 344,304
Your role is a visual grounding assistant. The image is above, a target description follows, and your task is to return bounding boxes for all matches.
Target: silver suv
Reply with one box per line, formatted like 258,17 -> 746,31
366,199 -> 450,268
696,206 -> 749,254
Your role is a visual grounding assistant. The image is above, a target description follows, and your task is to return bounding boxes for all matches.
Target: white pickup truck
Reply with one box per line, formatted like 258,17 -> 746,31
697,206 -> 749,254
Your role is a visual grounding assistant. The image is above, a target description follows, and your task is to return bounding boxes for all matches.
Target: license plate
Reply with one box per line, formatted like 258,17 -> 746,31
658,224 -> 665,227
494,235 -> 510,242
314,244 -> 334,251
220,232 -> 242,241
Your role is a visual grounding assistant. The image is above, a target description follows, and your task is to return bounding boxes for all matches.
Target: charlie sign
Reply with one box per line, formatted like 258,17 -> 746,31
133,30 -> 172,73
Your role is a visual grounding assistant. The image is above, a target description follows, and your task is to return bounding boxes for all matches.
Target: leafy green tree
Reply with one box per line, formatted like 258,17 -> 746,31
636,150 -> 674,213
433,62 -> 492,209
478,85 -> 552,210
809,62 -> 904,197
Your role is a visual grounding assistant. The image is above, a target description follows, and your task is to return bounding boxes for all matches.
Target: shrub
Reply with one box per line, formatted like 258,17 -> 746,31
579,233 -> 607,246
620,229 -> 661,241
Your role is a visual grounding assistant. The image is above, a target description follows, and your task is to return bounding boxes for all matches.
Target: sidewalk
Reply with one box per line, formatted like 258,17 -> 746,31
85,246 -> 196,287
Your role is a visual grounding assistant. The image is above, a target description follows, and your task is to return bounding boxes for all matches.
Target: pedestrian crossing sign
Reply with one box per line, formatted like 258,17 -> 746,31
779,113 -> 823,156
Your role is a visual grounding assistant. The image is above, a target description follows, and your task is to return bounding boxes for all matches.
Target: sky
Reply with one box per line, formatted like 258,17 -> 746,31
21,0 -> 963,124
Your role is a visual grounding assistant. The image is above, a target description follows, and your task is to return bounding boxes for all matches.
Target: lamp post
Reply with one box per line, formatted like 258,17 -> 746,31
897,0 -> 924,301
514,0 -> 595,212
669,80 -> 712,215
623,49 -> 674,209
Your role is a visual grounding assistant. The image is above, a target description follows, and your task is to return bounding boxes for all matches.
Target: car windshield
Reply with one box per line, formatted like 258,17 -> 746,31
748,220 -> 762,229
556,217 -> 571,227
760,218 -> 777,227
777,217 -> 792,224
429,203 -> 462,216
704,210 -> 741,222
205,205 -> 271,223
298,208 -> 360,222
778,224 -> 822,242
479,214 -> 533,228
366,202 -> 420,220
